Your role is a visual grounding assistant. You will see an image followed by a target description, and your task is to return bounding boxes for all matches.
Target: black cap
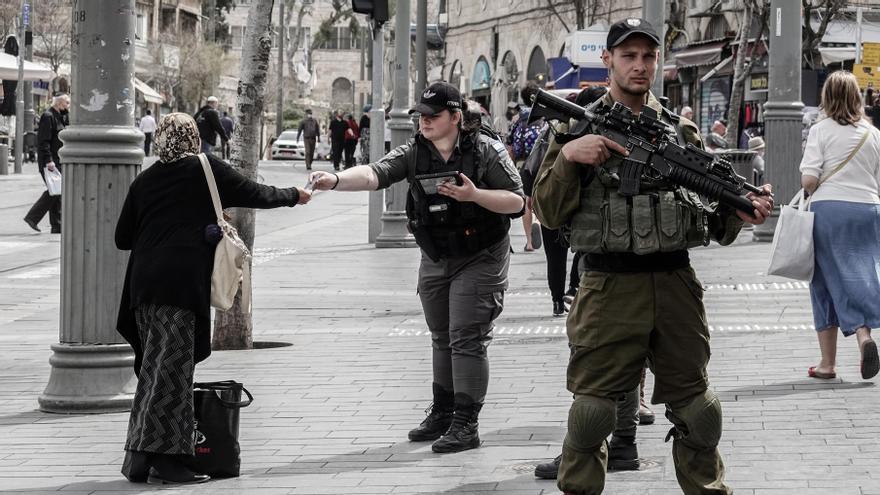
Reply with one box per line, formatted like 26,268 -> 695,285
607,18 -> 660,48
409,81 -> 462,116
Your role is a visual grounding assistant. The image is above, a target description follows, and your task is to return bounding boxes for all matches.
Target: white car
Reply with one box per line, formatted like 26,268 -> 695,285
271,131 -> 306,160
270,130 -> 332,161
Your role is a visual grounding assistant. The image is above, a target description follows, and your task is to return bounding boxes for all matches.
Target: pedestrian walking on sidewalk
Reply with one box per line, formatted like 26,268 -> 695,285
508,82 -> 545,252
193,96 -> 228,154
297,109 -> 321,170
220,111 -> 235,159
800,70 -> 880,381
114,113 -> 310,486
343,113 -> 360,169
309,81 -> 525,455
532,19 -> 774,495
359,106 -> 371,165
24,92 -> 69,234
329,110 -> 347,171
139,110 -> 156,157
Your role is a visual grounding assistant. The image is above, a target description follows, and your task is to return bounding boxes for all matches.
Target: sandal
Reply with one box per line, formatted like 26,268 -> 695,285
807,366 -> 836,379
860,338 -> 879,379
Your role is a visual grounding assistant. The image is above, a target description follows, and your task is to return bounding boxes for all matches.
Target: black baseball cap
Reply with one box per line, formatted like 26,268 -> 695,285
607,18 -> 660,48
409,81 -> 462,116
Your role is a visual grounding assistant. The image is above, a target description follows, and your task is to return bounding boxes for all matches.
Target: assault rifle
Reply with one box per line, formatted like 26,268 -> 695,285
529,89 -> 767,215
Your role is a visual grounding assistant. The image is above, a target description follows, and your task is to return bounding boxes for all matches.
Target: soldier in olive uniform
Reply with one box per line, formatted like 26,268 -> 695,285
310,81 -> 525,454
532,19 -> 774,494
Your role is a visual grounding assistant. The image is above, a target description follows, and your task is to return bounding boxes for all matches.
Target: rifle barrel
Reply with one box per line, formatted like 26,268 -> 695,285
533,89 -> 593,121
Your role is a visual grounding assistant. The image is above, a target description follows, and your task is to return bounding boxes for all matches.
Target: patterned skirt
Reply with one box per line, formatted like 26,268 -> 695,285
125,303 -> 196,455
359,128 -> 371,164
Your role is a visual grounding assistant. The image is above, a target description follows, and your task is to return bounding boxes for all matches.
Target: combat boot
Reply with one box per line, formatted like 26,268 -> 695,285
608,434 -> 639,471
431,395 -> 482,453
408,383 -> 454,442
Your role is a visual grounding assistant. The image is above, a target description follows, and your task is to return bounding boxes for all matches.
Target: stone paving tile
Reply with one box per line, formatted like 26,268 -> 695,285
0,163 -> 878,494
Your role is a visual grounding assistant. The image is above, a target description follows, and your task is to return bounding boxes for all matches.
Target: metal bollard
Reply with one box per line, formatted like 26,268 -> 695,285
0,144 -> 8,175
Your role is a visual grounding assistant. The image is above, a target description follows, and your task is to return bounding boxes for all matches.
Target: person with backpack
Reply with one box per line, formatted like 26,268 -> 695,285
193,96 -> 228,154
307,82 -> 525,455
508,82 -> 545,251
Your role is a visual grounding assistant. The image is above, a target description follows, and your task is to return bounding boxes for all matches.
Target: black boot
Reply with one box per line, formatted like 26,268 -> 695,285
146,454 -> 210,485
431,395 -> 482,454
608,435 -> 639,471
552,300 -> 566,317
408,383 -> 454,442
534,454 -> 561,479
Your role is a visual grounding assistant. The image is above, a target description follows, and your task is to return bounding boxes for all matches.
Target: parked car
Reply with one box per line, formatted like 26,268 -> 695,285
270,130 -> 332,161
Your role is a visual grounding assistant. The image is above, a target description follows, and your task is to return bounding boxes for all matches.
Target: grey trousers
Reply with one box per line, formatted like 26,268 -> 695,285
418,237 -> 510,403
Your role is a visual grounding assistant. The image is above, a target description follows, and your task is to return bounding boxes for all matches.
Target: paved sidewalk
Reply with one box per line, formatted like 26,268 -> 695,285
0,161 -> 877,495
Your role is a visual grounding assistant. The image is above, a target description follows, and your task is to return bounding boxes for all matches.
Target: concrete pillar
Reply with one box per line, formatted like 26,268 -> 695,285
275,0 -> 284,138
643,0 -> 664,97
376,0 -> 416,248
368,20 -> 385,243
753,0 -> 803,242
39,0 -> 142,413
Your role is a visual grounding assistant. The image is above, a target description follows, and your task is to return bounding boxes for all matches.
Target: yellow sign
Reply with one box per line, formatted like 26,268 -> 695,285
750,74 -> 768,91
854,64 -> 880,89
863,42 -> 880,65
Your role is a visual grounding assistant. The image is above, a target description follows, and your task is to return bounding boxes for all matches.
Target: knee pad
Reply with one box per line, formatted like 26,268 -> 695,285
565,395 -> 617,452
666,389 -> 723,449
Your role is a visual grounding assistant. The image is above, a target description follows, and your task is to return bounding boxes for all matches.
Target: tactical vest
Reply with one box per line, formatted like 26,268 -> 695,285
405,132 -> 510,260
568,109 -> 710,255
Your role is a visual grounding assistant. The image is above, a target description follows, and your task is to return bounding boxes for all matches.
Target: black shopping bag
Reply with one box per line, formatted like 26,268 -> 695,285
186,380 -> 253,478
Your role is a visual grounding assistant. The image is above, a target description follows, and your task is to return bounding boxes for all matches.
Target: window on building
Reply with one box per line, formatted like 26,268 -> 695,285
136,11 -> 146,42
317,26 -> 365,51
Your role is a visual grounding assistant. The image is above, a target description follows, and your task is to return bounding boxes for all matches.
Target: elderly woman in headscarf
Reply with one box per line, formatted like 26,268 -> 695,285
115,113 -> 310,485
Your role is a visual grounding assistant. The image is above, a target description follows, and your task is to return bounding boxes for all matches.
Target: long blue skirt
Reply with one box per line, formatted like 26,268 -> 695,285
810,200 -> 880,336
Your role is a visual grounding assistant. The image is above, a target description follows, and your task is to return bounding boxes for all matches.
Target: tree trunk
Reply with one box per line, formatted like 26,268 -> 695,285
212,0 -> 275,351
726,3 -> 753,149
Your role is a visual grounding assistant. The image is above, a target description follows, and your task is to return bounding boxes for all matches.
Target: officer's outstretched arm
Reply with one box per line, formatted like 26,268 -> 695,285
309,166 -> 380,192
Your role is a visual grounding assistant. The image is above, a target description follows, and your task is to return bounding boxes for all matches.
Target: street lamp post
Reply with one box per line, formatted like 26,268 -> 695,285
13,0 -> 30,174
39,0 -> 142,413
753,0 -> 803,242
368,19 -> 385,243
376,0 -> 416,248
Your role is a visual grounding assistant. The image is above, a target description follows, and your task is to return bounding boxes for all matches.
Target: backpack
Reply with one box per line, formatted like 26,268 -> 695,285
520,126 -> 551,197
511,108 -> 544,160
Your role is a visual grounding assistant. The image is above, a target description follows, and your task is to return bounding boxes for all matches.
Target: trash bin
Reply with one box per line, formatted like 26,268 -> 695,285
717,149 -> 757,184
0,144 -> 8,175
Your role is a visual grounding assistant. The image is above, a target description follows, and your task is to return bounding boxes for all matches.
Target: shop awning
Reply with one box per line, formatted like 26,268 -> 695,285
673,41 -> 726,68
134,78 -> 164,104
699,55 -> 734,83
0,52 -> 54,81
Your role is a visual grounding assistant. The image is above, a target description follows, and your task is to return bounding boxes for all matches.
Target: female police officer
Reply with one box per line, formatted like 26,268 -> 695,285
309,82 -> 525,453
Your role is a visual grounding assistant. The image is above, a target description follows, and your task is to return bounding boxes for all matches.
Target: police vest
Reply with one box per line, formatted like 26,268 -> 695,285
405,132 -> 510,259
567,109 -> 710,255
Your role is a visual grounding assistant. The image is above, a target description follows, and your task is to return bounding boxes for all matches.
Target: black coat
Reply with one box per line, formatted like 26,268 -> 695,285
115,154 -> 300,374
37,107 -> 66,166
195,106 -> 229,145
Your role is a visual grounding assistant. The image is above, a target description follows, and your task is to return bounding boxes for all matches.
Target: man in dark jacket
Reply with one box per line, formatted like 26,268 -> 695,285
220,111 -> 235,159
297,109 -> 321,170
194,96 -> 228,154
329,110 -> 348,171
24,93 -> 70,233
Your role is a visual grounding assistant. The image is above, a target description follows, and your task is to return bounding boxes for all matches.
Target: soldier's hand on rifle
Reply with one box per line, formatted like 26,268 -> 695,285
437,173 -> 477,202
736,184 -> 774,225
561,135 -> 629,166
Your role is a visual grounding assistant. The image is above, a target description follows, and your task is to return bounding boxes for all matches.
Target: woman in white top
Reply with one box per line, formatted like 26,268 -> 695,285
800,70 -> 880,381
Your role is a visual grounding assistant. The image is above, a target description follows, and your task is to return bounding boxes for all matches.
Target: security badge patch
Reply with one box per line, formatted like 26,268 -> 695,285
627,18 -> 641,26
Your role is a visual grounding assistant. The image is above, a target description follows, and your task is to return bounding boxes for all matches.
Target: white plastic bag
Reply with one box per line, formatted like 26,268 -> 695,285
45,168 -> 62,196
767,189 -> 814,281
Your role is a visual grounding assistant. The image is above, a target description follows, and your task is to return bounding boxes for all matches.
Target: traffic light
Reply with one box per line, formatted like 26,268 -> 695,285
352,0 -> 389,23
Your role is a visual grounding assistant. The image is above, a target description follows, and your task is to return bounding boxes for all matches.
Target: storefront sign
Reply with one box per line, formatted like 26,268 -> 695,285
854,64 -> 880,90
749,74 -> 768,92
863,42 -> 880,65
568,30 -> 608,68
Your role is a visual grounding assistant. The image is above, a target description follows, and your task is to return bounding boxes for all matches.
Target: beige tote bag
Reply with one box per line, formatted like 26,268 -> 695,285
198,154 -> 252,312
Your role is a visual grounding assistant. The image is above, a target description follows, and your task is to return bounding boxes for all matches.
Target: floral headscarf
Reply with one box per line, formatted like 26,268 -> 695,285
153,112 -> 201,163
